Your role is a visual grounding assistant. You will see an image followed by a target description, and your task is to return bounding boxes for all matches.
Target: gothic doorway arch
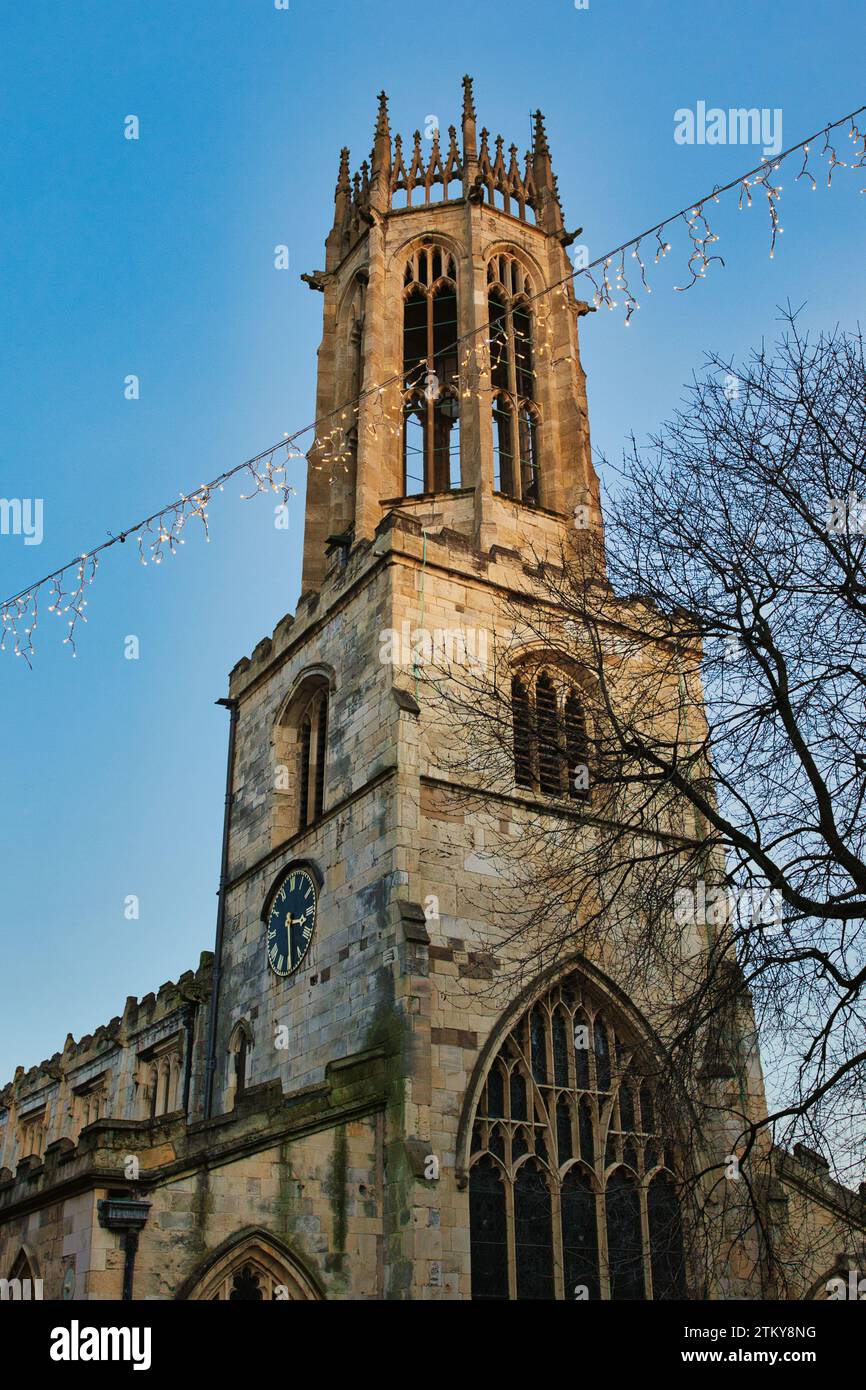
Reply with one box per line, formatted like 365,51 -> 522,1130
181,1229 -> 323,1301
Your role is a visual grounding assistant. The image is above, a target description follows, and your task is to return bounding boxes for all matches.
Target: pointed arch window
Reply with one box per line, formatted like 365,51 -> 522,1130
402,245 -> 460,495
6,1250 -> 40,1300
185,1237 -> 322,1301
228,1020 -> 252,1107
514,1161 -> 555,1299
272,674 -> 331,846
510,668 -> 591,801
467,971 -> 687,1300
487,255 -> 540,505
235,1033 -> 248,1096
297,686 -> 328,832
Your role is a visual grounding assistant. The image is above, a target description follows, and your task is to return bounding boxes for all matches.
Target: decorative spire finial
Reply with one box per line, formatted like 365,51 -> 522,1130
462,74 -> 476,122
335,146 -> 351,198
532,109 -> 563,233
326,147 -> 352,266
375,90 -> 390,138
461,75 -> 479,192
370,92 -> 392,212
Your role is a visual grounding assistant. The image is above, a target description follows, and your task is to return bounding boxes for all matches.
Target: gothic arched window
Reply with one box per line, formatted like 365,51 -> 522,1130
298,685 -> 328,832
185,1236 -> 322,1301
487,256 -> 540,505
402,245 -> 460,495
6,1250 -> 39,1299
510,668 -> 591,801
468,972 -> 687,1300
272,673 -> 332,846
228,1020 -> 252,1108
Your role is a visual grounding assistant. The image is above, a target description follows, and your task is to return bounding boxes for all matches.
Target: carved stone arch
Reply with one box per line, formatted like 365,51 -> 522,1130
560,1155 -> 601,1188
390,228 -> 464,279
228,1016 -> 253,1049
178,1227 -> 324,1301
510,643 -> 594,687
457,953 -> 685,1183
6,1243 -> 40,1283
336,262 -> 370,322
274,663 -> 337,730
482,240 -> 545,293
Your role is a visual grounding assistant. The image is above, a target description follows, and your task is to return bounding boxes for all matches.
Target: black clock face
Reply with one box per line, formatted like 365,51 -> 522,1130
266,867 -> 318,977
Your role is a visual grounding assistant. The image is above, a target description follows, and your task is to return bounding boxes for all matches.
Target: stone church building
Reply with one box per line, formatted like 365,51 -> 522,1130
1,79 -> 863,1302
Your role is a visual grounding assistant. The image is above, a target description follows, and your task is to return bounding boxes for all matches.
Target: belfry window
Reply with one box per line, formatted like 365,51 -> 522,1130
272,674 -> 331,847
468,972 -> 687,1300
298,686 -> 328,832
402,245 -> 460,495
487,255 -> 540,505
510,668 -> 590,800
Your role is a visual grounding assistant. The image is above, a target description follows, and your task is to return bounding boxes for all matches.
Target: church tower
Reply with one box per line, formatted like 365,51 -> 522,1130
3,79 -> 863,1307
300,77 -> 602,593
207,77 -> 769,1301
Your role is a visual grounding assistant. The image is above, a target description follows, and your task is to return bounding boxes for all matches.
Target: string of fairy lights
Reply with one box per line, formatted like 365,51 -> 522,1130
2,102 -> 864,664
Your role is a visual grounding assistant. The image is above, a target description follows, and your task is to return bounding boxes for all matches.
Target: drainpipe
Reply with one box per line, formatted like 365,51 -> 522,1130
203,696 -> 239,1121
181,1000 -> 197,1116
98,1198 -> 151,1301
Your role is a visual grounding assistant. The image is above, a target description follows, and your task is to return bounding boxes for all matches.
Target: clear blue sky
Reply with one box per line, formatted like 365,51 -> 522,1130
1,0 -> 864,1081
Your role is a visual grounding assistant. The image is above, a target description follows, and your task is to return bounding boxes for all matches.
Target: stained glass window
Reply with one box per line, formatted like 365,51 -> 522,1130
468,971 -> 687,1299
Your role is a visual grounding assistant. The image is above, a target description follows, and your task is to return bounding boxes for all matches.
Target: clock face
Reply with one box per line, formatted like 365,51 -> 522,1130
266,866 -> 318,977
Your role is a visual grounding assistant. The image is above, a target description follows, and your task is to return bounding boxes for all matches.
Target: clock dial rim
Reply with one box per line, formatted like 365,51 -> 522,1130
266,866 -> 318,978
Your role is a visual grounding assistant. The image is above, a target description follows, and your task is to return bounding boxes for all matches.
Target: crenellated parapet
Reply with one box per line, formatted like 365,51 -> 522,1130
0,953 -> 212,1179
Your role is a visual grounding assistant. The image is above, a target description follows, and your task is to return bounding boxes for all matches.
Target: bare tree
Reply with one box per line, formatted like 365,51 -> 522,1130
427,312 -> 866,1293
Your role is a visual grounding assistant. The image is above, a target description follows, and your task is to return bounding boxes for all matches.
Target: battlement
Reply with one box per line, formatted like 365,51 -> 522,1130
0,954 -> 212,1178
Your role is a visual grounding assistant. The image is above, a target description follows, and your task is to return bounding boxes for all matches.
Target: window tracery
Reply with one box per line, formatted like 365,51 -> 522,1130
185,1237 -> 321,1301
468,973 -> 687,1300
487,255 -> 539,504
402,245 -> 460,495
